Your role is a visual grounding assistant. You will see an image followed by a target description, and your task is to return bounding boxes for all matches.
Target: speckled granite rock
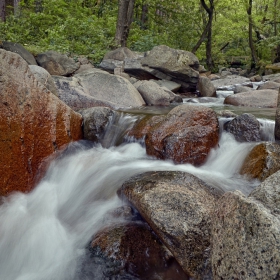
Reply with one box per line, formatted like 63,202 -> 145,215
118,171 -> 223,279
212,171 -> 280,279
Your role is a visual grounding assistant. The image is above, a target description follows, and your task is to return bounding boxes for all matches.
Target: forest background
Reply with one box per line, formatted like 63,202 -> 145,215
0,0 -> 279,72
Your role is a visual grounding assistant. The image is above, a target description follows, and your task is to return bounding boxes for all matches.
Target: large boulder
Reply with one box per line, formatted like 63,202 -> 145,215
224,113 -> 261,142
211,75 -> 250,89
29,65 -> 58,96
103,47 -> 137,61
197,75 -> 216,97
118,171 -> 223,279
151,79 -> 181,92
240,142 -> 280,181
53,68 -> 146,110
0,49 -> 82,196
141,45 -> 199,91
212,171 -> 280,279
36,50 -> 79,76
137,104 -> 219,165
134,80 -> 178,105
88,221 -> 188,279
224,89 -> 278,108
257,81 -> 280,90
1,41 -> 37,65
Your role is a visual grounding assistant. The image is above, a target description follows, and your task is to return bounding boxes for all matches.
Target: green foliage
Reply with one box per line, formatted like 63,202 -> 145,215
0,0 -> 279,67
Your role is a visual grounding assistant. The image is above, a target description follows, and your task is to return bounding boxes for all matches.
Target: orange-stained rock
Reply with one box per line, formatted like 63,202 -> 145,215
127,105 -> 219,165
0,49 -> 83,196
144,105 -> 219,165
240,142 -> 280,181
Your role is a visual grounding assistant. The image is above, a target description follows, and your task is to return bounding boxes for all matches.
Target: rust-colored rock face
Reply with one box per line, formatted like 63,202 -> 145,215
140,105 -> 219,165
0,49 -> 83,196
240,142 -> 280,181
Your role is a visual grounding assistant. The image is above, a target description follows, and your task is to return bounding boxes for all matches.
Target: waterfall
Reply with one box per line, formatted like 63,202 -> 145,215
0,111 -> 273,279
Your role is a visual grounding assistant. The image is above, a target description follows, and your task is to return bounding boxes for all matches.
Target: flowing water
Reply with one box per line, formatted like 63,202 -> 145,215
0,104 -> 275,280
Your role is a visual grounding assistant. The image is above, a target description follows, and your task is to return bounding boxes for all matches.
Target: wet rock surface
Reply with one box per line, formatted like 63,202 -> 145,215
79,107 -> 118,143
240,142 -> 280,181
118,171 -> 223,279
0,49 -> 82,196
144,104 -> 219,165
197,76 -> 216,97
224,113 -> 261,142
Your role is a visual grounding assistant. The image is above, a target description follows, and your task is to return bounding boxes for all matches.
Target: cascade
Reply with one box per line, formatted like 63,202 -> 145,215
0,107 -> 275,280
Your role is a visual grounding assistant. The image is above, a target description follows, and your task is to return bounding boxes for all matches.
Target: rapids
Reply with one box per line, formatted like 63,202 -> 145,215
0,108 -> 275,280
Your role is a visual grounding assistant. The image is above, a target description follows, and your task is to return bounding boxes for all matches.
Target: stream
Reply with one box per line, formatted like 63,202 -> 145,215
0,100 -> 276,280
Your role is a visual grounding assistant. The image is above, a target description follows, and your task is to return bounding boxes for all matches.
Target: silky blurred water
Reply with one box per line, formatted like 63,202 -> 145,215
0,110 -> 274,280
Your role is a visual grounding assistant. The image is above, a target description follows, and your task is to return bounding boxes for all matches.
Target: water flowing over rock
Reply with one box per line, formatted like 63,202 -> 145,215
36,50 -> 79,76
0,49 -> 83,196
224,89 -> 278,108
88,221 -> 188,279
224,113 -> 261,142
1,41 -> 37,65
275,88 -> 280,140
211,75 -> 250,89
78,107 -> 118,142
29,65 -> 58,96
212,171 -> 280,279
118,171 -> 223,279
135,104 -> 219,165
240,142 -> 280,181
197,76 -> 216,97
53,68 -> 145,110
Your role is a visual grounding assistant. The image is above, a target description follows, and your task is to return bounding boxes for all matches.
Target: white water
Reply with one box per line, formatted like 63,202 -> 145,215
0,113 -> 274,280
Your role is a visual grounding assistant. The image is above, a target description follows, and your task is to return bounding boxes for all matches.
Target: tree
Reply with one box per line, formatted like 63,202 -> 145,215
192,0 -> 215,71
115,0 -> 135,47
0,0 -> 5,21
247,0 -> 258,67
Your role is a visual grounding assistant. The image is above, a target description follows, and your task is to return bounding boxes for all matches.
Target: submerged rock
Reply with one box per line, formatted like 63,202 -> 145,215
240,142 -> 280,181
0,49 -> 82,196
212,171 -> 280,279
118,171 -> 223,279
224,113 -> 261,142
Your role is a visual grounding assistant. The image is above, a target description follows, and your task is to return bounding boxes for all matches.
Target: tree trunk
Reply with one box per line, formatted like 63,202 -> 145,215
247,0 -> 258,68
0,0 -> 5,21
115,0 -> 135,47
193,0 -> 215,71
140,4 -> 148,29
14,0 -> 20,16
35,0 -> 43,13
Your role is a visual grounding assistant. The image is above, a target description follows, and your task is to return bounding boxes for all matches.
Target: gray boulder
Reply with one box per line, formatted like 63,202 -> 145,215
212,75 -> 250,89
151,79 -> 181,92
224,89 -> 278,108
212,171 -> 280,279
224,113 -> 261,142
134,80 -> 177,105
53,68 -> 145,110
141,45 -> 199,91
103,47 -> 137,61
78,107 -> 117,143
197,75 -> 216,97
1,41 -> 37,65
36,50 -> 79,76
29,65 -> 58,96
233,84 -> 252,93
257,81 -> 280,90
119,171 -> 223,279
